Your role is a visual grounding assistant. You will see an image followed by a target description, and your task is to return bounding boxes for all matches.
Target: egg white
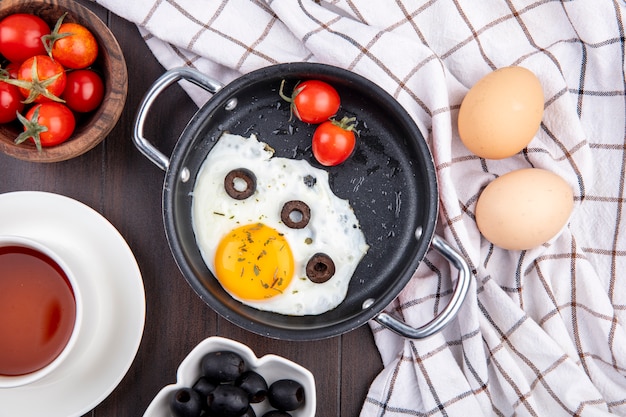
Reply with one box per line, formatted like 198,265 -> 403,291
191,133 -> 369,315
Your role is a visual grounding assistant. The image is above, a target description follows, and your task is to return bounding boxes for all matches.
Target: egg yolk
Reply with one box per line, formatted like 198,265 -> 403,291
214,223 -> 294,300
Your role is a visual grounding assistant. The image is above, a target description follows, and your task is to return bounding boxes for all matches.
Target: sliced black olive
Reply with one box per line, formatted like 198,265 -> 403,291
268,379 -> 305,411
281,200 -> 310,229
201,350 -> 246,383
262,411 -> 292,417
207,384 -> 250,417
224,168 -> 256,200
305,253 -> 335,283
170,387 -> 203,417
236,370 -> 268,403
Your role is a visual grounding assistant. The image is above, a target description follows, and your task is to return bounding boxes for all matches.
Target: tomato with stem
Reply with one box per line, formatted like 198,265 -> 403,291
279,79 -> 340,124
312,116 -> 358,166
12,55 -> 67,104
15,102 -> 75,151
43,14 -> 98,69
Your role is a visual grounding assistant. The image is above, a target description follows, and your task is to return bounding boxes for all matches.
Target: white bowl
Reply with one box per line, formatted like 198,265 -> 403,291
143,336 -> 316,417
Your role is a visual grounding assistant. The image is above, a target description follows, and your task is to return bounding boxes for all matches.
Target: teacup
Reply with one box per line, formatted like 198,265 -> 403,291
0,235 -> 83,388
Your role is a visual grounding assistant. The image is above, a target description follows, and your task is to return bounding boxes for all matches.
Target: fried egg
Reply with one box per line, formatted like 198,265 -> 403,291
191,133 -> 369,315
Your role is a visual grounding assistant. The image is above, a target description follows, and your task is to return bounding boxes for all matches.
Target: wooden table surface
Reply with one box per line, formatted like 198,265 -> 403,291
0,1 -> 384,416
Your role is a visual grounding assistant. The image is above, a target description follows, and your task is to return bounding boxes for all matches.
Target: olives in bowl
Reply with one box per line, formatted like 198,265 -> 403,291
143,337 -> 315,417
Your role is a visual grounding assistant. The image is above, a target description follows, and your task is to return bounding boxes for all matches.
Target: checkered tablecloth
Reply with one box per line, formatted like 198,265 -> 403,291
93,0 -> 626,415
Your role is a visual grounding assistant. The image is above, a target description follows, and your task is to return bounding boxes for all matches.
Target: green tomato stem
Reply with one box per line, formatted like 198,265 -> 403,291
14,106 -> 49,153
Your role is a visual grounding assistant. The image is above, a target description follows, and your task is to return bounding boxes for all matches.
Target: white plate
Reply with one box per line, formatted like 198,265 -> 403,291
0,191 -> 146,417
144,336 -> 316,417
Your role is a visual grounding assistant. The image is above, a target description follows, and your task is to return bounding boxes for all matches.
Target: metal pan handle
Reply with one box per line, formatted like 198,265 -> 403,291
374,228 -> 471,339
133,68 -> 224,171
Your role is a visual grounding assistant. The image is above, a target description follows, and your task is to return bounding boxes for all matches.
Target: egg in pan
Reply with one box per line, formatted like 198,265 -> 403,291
192,133 -> 369,316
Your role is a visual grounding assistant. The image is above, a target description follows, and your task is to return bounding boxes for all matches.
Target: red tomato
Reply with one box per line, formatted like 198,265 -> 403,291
49,23 -> 98,69
62,69 -> 104,113
0,81 -> 24,123
16,102 -> 75,151
17,55 -> 67,103
312,117 -> 357,166
0,14 -> 50,63
4,61 -> 20,79
280,79 -> 340,124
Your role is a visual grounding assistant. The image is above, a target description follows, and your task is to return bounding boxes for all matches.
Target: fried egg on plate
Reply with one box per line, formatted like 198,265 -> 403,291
191,133 -> 369,316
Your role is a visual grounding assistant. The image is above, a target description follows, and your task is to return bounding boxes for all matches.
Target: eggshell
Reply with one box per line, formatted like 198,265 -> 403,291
458,67 -> 544,159
475,168 -> 574,250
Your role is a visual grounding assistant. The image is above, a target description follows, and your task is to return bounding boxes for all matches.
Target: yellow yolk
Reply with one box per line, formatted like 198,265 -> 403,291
214,223 -> 294,301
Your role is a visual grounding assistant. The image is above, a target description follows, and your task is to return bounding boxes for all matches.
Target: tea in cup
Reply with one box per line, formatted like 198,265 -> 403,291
0,235 -> 83,388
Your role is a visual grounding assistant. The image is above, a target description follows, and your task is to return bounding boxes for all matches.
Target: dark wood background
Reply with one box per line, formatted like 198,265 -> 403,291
0,1 -> 384,416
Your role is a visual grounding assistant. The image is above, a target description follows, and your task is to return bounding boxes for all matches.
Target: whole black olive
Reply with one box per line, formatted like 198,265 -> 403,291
262,411 -> 292,417
169,387 -> 203,417
207,384 -> 250,417
236,370 -> 268,403
201,350 -> 246,383
192,376 -> 216,410
268,379 -> 305,411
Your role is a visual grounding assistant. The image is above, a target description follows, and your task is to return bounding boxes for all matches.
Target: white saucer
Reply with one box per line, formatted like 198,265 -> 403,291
0,191 -> 146,417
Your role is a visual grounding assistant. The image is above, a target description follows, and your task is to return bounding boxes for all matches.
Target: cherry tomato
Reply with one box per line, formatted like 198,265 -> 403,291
17,55 -> 67,103
280,79 -> 340,124
0,14 -> 50,63
312,117 -> 357,166
4,61 -> 20,79
48,22 -> 98,69
62,69 -> 104,113
16,102 -> 75,151
0,81 -> 24,123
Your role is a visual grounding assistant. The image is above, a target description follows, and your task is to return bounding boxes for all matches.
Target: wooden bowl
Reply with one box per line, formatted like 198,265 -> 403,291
0,0 -> 127,163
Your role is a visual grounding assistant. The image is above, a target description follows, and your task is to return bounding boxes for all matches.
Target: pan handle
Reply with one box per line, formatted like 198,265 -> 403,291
373,228 -> 471,339
133,68 -> 225,171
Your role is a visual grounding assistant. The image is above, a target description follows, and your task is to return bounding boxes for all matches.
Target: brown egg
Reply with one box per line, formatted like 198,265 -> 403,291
475,168 -> 574,250
458,67 -> 544,159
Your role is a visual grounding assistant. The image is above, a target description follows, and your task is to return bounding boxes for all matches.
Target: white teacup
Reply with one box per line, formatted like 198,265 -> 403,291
0,235 -> 83,388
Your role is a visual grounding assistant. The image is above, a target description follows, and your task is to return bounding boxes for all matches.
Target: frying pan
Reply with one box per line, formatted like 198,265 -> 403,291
133,63 -> 470,340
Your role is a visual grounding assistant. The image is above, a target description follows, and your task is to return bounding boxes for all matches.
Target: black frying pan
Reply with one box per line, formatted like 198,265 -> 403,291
133,63 -> 470,340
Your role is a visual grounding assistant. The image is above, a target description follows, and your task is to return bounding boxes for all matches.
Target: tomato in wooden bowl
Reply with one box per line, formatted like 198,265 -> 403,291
0,0 -> 127,163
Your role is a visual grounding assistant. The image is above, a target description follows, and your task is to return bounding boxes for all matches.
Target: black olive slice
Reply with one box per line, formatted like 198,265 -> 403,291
281,200 -> 310,229
224,168 -> 256,200
305,253 -> 335,283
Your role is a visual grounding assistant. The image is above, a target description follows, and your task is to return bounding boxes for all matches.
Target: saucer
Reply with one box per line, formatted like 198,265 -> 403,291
0,191 -> 146,417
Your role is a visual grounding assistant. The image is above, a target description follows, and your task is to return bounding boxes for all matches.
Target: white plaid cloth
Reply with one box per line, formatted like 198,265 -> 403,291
93,0 -> 626,415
